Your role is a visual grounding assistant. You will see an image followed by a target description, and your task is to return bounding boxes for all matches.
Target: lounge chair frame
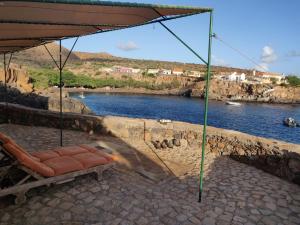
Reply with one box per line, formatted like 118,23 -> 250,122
0,145 -> 115,204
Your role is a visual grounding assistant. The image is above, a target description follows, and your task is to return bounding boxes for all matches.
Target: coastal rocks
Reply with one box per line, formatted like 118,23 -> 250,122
48,97 -> 92,114
190,79 -> 300,104
152,139 -> 180,149
0,65 -> 33,93
173,139 -> 181,147
0,86 -> 92,114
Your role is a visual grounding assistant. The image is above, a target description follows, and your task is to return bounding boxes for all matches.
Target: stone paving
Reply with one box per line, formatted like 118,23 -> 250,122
0,124 -> 300,225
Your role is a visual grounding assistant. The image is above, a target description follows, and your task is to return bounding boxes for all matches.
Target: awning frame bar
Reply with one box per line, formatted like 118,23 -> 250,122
152,8 -> 208,65
43,37 -> 79,146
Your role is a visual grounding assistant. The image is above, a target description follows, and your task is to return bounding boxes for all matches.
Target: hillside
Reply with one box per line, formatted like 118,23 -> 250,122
0,42 -> 253,75
0,42 -> 79,68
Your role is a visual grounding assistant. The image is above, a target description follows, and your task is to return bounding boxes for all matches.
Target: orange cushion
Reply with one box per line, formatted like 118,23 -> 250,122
54,146 -> 88,156
79,145 -> 113,162
0,132 -> 12,144
43,156 -> 84,176
6,141 -> 40,162
31,150 -> 60,162
71,152 -> 108,169
3,143 -> 55,177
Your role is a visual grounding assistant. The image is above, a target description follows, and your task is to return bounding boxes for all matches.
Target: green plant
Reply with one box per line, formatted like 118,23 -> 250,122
142,72 -> 155,78
286,75 -> 300,87
270,77 -> 277,85
28,68 -> 179,90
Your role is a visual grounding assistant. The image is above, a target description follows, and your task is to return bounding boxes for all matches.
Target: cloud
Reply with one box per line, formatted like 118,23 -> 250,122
261,46 -> 277,64
286,50 -> 300,58
117,41 -> 139,51
255,46 -> 277,71
212,55 -> 230,67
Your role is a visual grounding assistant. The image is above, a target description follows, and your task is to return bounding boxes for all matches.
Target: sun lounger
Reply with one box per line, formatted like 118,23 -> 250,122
0,132 -> 115,204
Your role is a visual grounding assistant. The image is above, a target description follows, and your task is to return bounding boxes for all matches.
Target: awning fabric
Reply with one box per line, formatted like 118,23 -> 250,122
0,0 -> 211,54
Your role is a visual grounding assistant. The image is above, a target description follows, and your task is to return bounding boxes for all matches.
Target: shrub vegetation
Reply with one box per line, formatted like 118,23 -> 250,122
29,69 -> 180,90
286,75 -> 300,87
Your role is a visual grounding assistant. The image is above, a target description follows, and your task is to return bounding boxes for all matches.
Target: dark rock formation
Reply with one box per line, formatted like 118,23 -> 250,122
0,85 -> 92,114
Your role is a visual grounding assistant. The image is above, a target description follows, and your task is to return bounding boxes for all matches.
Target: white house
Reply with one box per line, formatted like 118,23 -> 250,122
227,72 -> 246,82
187,70 -> 202,77
240,73 -> 246,81
131,68 -> 141,74
172,68 -> 184,76
101,67 -> 114,73
227,72 -> 237,81
147,69 -> 160,75
262,73 -> 284,82
161,69 -> 172,75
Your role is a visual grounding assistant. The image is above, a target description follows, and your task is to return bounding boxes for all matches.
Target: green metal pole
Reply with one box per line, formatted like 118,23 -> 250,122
3,54 -> 8,123
199,10 -> 213,203
59,40 -> 63,147
158,21 -> 208,65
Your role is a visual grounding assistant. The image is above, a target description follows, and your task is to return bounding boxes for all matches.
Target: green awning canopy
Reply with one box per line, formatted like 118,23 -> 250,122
0,0 -> 211,54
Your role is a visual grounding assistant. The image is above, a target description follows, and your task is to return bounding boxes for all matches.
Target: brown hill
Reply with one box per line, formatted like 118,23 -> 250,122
2,42 -> 79,68
74,51 -> 119,61
1,42 -> 254,76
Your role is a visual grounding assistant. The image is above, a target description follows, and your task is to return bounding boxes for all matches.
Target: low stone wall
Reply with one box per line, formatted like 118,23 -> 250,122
1,102 -> 300,185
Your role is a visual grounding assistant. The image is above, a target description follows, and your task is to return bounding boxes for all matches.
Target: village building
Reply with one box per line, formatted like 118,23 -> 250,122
187,70 -> 203,77
262,72 -> 284,82
147,68 -> 160,75
160,69 -> 172,75
227,72 -> 246,82
172,68 -> 184,76
253,71 -> 284,84
131,68 -> 141,74
101,67 -> 114,73
113,66 -> 134,74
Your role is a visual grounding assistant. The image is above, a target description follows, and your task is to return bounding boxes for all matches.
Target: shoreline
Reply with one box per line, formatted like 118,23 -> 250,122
64,87 -> 300,105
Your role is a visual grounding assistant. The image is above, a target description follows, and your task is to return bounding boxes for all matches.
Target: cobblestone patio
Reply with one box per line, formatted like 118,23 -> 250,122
0,124 -> 299,225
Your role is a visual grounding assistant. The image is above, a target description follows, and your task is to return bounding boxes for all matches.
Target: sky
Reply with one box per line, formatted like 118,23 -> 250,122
62,0 -> 300,75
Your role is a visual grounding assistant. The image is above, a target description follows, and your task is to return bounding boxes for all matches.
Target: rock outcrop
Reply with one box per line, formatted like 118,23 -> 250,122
190,80 -> 300,103
0,86 -> 92,114
0,65 -> 33,93
0,65 -> 92,114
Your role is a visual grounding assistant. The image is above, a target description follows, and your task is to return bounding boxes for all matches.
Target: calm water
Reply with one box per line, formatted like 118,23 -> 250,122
70,92 -> 300,144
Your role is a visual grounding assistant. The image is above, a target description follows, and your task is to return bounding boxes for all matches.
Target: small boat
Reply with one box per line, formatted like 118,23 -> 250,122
159,119 -> 172,124
226,101 -> 241,106
283,117 -> 299,127
79,92 -> 85,99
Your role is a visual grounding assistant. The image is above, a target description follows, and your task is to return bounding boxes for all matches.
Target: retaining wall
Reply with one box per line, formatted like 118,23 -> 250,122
1,102 -> 300,184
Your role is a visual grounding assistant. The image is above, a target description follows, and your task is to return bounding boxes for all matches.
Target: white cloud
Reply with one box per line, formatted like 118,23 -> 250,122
117,41 -> 139,51
261,46 -> 277,64
255,46 -> 277,71
212,55 -> 230,67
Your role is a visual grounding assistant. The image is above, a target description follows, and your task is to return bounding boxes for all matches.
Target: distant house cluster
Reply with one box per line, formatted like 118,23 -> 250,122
254,71 -> 285,84
100,65 -> 285,84
112,66 -> 141,74
100,65 -> 204,78
215,70 -> 285,84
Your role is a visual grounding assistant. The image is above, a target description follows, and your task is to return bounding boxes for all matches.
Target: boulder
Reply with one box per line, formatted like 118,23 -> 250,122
167,140 -> 174,148
173,138 -> 181,147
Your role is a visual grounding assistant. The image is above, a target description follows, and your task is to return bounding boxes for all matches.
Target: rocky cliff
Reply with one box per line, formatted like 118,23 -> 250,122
190,80 -> 300,103
0,65 -> 33,93
0,66 -> 92,114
